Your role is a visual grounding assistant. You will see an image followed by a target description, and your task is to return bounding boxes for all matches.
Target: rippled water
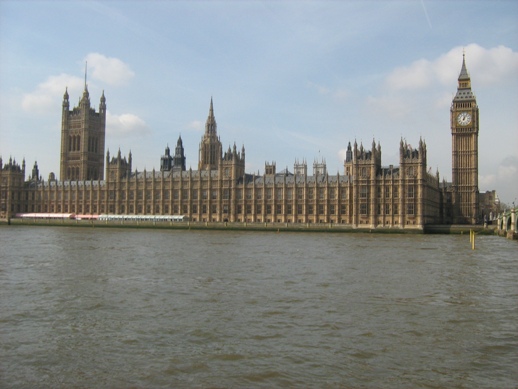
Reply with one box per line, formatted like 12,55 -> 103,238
1,226 -> 517,388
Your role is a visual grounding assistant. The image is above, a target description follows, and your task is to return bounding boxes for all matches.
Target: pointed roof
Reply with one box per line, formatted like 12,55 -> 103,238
205,97 -> 217,136
454,53 -> 475,100
458,53 -> 470,81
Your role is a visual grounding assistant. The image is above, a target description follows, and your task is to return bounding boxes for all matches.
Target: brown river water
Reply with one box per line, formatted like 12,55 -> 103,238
1,226 -> 517,388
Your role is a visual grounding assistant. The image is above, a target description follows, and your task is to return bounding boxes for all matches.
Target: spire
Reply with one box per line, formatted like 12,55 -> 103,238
85,61 -> 88,90
80,61 -> 90,104
205,97 -> 217,136
458,51 -> 470,81
455,53 -> 474,100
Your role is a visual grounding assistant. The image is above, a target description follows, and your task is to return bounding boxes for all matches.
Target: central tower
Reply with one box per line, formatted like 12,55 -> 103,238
60,82 -> 106,181
451,54 -> 479,224
198,98 -> 222,170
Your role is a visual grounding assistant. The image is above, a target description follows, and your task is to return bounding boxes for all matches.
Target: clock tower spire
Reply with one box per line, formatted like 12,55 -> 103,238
450,53 -> 479,224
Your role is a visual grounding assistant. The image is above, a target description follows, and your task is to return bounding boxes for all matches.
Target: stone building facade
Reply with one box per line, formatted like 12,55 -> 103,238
60,83 -> 106,181
1,57 -> 486,227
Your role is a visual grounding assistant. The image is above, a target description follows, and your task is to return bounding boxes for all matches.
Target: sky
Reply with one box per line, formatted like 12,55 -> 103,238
1,0 -> 517,204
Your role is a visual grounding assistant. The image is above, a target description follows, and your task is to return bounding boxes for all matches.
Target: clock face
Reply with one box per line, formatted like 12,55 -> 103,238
457,112 -> 472,126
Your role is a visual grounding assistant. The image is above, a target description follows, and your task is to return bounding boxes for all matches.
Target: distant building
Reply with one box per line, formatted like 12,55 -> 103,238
450,53 -> 480,224
60,82 -> 106,181
1,56 -> 496,227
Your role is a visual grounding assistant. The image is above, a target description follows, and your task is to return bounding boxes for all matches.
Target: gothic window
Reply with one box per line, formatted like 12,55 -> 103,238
360,186 -> 368,198
236,189 -> 242,200
266,188 -> 272,200
246,205 -> 252,214
319,188 -> 325,200
330,204 -> 335,215
182,189 -> 189,199
360,203 -> 368,215
297,188 -> 304,200
192,189 -> 198,200
308,205 -> 314,214
237,204 -> 242,214
256,190 -> 262,200
173,190 -> 179,200
256,205 -> 262,214
276,204 -> 282,214
318,204 -> 324,214
276,189 -> 283,200
407,186 -> 414,198
287,204 -> 292,214
182,205 -> 188,214
246,189 -> 252,199
341,204 -> 347,215
407,203 -> 414,215
266,205 -> 272,214
308,188 -> 314,200
385,204 -> 391,215
297,204 -> 303,215
394,186 -> 399,198
287,189 -> 293,200
329,188 -> 336,199
211,190 -> 217,200
223,189 -> 229,200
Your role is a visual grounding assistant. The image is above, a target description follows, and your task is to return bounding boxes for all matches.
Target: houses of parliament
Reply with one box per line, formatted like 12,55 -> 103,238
1,57 -> 492,227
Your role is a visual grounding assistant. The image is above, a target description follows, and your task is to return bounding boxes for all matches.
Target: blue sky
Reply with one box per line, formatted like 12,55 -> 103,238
1,0 -> 517,204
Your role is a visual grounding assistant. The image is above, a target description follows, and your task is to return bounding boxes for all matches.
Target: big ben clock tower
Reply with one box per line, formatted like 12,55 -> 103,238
451,54 -> 479,224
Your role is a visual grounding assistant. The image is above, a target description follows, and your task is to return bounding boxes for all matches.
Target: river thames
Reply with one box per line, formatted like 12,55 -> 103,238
1,226 -> 517,388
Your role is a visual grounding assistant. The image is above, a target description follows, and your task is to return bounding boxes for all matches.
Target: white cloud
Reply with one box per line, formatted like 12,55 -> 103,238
22,74 -> 84,113
187,120 -> 204,131
479,156 -> 518,204
338,148 -> 347,162
106,111 -> 150,137
307,81 -> 349,101
21,53 -> 134,113
366,95 -> 411,119
386,59 -> 433,90
85,53 -> 134,86
385,44 -> 518,92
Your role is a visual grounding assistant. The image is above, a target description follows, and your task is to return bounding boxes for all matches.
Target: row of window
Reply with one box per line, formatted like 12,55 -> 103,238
26,202 -> 415,217
28,185 -> 417,201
